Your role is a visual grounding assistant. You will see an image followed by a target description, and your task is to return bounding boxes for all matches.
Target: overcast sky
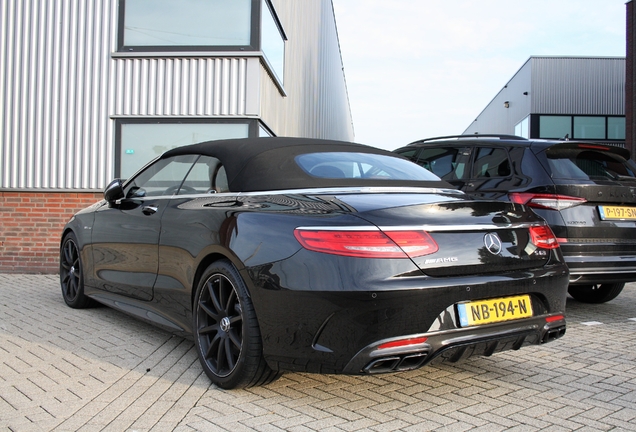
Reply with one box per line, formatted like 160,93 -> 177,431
332,0 -> 627,150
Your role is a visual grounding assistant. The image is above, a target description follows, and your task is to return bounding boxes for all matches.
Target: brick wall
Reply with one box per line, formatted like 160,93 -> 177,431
0,192 -> 102,274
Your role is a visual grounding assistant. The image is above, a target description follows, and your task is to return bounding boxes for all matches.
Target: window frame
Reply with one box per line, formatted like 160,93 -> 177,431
260,0 -> 287,83
114,118 -> 262,179
117,0 -> 261,52
537,114 -> 626,141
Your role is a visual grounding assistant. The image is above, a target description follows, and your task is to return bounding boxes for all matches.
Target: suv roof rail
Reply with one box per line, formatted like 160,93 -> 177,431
409,134 -> 528,145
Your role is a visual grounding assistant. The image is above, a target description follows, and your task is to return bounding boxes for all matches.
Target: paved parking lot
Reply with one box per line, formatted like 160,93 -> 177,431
1,274 -> 636,431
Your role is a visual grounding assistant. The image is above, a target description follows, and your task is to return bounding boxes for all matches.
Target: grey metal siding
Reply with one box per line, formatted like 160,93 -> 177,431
464,57 -> 625,136
111,57 -> 254,117
1,0 -> 116,189
1,0 -> 353,190
262,0 -> 354,141
532,57 -> 625,115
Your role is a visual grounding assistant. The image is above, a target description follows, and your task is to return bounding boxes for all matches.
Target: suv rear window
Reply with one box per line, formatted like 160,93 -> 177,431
546,147 -> 636,181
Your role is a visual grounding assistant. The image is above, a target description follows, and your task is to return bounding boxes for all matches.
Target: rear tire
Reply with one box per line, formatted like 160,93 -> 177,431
193,260 -> 279,389
568,283 -> 625,304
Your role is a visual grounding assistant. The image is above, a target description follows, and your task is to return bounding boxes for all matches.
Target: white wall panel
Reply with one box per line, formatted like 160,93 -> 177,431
110,57 -> 250,118
1,0 -> 353,190
1,0 -> 116,190
262,0 -> 354,141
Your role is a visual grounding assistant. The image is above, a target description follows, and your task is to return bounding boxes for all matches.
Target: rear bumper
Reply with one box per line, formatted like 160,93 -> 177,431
343,314 -> 566,374
564,254 -> 636,284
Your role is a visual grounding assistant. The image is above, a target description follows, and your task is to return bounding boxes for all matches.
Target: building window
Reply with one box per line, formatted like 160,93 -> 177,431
539,115 -> 625,141
514,116 -> 529,138
116,120 -> 251,179
539,116 -> 571,139
573,116 -> 605,139
119,0 -> 256,51
608,117 -> 626,140
261,0 -> 286,82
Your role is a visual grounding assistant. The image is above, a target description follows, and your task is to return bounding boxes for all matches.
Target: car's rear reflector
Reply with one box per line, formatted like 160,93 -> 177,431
294,229 -> 438,258
378,336 -> 428,350
509,192 -> 586,211
529,225 -> 559,249
546,314 -> 565,323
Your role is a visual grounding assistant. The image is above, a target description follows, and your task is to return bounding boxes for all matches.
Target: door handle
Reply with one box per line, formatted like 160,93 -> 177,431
142,205 -> 158,215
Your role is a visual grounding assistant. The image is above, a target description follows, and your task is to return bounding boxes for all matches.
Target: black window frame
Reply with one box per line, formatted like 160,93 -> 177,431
114,118 -> 262,178
117,0 -> 261,52
535,114 -> 626,141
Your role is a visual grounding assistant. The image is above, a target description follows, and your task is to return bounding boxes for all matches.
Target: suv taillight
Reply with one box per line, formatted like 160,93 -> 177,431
509,193 -> 586,211
529,225 -> 559,249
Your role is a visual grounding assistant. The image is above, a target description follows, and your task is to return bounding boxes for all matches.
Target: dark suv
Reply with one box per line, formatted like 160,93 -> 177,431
394,134 -> 636,303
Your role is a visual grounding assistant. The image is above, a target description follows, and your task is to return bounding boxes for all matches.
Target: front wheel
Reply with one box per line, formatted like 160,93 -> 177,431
193,260 -> 279,389
59,233 -> 95,308
568,283 -> 625,304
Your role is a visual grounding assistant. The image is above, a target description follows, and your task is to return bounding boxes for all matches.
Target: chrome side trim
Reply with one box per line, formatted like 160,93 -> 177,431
295,223 -> 542,232
379,223 -> 541,232
236,187 -> 465,197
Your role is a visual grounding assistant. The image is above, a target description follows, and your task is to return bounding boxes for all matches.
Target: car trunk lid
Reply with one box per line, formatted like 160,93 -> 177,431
335,194 -> 556,277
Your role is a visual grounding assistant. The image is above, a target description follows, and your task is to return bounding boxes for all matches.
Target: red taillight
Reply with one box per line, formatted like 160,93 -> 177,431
378,336 -> 428,350
546,314 -> 565,323
529,225 -> 559,249
509,192 -> 586,211
293,229 -> 438,258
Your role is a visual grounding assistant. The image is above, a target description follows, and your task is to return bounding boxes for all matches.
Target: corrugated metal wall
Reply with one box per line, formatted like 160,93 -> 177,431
464,56 -> 625,135
111,57 -> 254,117
0,0 -> 116,190
532,57 -> 625,115
0,0 -> 353,190
262,0 -> 354,141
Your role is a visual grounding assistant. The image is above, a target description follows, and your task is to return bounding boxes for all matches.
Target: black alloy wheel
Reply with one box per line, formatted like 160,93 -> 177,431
193,260 -> 279,389
568,283 -> 625,304
59,233 -> 94,308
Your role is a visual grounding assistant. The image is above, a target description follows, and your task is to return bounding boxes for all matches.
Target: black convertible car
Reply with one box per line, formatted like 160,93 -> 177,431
60,137 -> 568,389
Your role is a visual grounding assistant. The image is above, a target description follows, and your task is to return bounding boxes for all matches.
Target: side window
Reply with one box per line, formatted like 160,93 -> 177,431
471,148 -> 511,178
395,148 -> 420,163
180,156 -> 229,194
124,155 -> 199,198
415,147 -> 469,180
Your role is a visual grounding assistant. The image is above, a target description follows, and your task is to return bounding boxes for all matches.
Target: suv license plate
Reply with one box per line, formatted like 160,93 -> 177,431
457,295 -> 533,327
598,206 -> 636,220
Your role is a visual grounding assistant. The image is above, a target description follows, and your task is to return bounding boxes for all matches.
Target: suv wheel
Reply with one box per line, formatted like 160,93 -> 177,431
568,283 -> 625,304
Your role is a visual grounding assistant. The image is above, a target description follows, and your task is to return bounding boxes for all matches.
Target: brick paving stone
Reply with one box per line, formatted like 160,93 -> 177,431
2,275 -> 636,431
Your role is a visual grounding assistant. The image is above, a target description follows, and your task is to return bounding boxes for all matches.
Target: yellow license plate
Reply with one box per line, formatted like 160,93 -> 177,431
599,206 -> 636,220
457,295 -> 533,327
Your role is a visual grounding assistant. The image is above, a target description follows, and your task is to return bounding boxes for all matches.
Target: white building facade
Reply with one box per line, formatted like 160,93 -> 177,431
464,56 -> 625,147
0,0 -> 354,272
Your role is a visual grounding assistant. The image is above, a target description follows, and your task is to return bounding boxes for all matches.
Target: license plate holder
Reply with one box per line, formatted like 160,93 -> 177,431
457,295 -> 533,327
598,205 -> 636,220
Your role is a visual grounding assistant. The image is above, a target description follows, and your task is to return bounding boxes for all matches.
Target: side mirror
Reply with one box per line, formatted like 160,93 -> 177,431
104,179 -> 125,203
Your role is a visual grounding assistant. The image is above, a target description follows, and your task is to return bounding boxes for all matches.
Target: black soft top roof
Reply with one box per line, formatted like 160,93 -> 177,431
163,137 -> 449,192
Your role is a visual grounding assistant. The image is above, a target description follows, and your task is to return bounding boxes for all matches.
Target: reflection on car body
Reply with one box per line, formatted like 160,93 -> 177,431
60,137 -> 568,389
